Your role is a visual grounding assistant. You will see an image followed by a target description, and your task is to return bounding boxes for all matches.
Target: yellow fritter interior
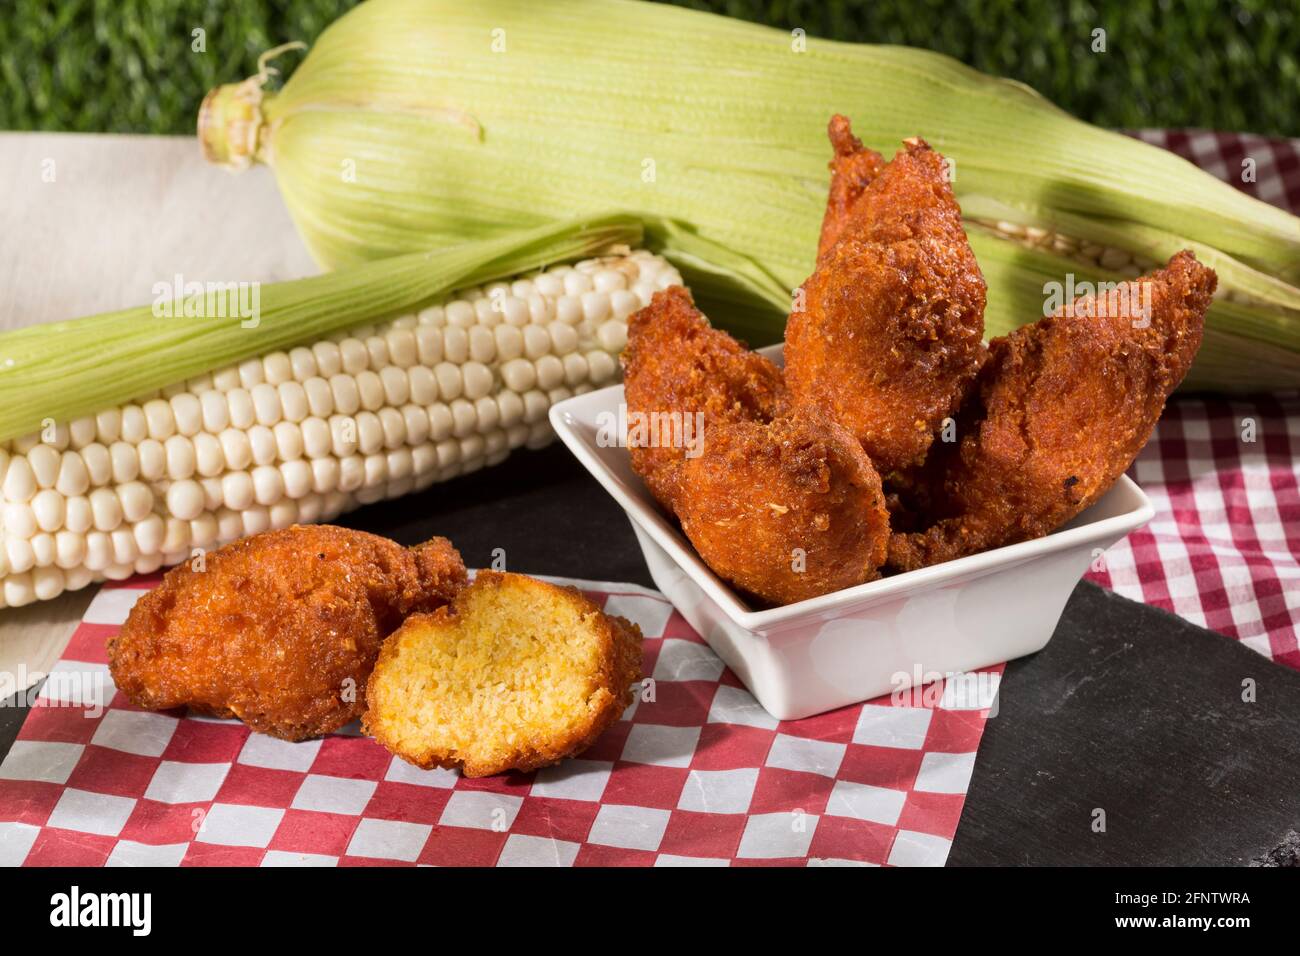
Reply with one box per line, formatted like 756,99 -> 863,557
375,578 -> 612,766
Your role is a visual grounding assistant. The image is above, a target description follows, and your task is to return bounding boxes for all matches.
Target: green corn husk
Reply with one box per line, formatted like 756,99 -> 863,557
0,213 -> 643,444
199,0 -> 1300,391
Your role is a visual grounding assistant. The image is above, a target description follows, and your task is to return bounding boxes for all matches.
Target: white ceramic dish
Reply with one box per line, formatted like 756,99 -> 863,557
550,345 -> 1154,720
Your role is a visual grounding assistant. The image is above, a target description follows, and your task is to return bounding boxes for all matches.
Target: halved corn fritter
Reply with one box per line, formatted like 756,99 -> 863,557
364,571 -> 643,777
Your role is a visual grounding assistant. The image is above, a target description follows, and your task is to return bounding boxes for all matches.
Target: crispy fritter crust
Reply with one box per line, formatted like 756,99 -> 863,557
786,118 -> 987,473
364,571 -> 643,777
669,411 -> 890,606
622,285 -> 788,506
817,114 -> 886,261
107,526 -> 467,741
888,251 -> 1215,571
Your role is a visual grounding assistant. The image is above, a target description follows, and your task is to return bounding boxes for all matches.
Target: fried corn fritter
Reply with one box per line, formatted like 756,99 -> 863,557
786,116 -> 987,474
364,571 -> 642,777
669,411 -> 890,606
888,251 -> 1216,572
108,526 -> 467,741
621,285 -> 788,506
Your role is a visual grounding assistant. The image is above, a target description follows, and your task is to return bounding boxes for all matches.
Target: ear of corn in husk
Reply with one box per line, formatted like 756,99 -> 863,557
0,215 -> 682,607
199,0 -> 1300,391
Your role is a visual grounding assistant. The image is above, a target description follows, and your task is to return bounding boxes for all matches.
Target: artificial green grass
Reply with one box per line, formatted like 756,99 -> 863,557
2,0 -> 1296,136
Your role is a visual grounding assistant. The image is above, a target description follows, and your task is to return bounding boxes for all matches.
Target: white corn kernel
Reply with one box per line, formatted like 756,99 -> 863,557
219,429 -> 252,471
304,377 -> 334,418
387,329 -> 417,368
166,480 -> 205,521
194,433 -> 225,477
69,417 -> 97,449
251,382 -> 282,426
143,399 -> 176,441
222,471 -> 255,511
289,346 -> 318,381
241,506 -> 271,536
535,355 -> 565,391
5,502 -> 38,538
365,335 -> 389,369
279,381 -> 309,423
356,412 -> 384,455
330,374 -> 361,415
65,496 -> 92,534
31,490 -> 65,532
443,327 -> 469,364
227,388 -> 256,430
252,465 -> 284,506
32,567 -> 62,602
134,514 -> 165,555
501,359 -> 536,393
312,341 -> 343,377
3,457 -> 36,502
200,390 -> 230,432
89,488 -> 123,532
6,537 -> 35,574
263,351 -> 293,385
357,371 -> 385,411
338,455 -> 365,493
138,439 -> 166,481
118,481 -> 152,523
120,405 -> 148,443
28,444 -> 60,488
55,531 -> 87,569
434,363 -> 463,401
281,460 -> 313,499
164,436 -> 196,480
107,442 -> 138,484
497,391 -> 525,428
340,338 -> 368,375
171,393 -> 203,437
55,451 -> 90,496
494,325 -> 524,361
311,457 -> 339,494
190,512 -> 219,548
427,404 -> 454,442
248,425 -> 277,466
238,358 -> 265,389
95,409 -> 122,444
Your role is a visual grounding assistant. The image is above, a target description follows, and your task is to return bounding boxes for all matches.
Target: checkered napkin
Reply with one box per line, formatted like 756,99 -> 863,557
0,576 -> 999,868
1085,130 -> 1300,671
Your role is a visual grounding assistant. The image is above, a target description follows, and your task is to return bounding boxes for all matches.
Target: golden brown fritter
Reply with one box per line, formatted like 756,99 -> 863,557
364,571 -> 642,777
888,251 -> 1216,571
108,525 -> 467,741
667,410 -> 890,606
786,118 -> 987,474
817,114 -> 886,261
621,285 -> 788,506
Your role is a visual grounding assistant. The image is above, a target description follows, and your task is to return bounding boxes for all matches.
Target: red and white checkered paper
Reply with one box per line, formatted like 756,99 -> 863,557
0,576 -> 999,868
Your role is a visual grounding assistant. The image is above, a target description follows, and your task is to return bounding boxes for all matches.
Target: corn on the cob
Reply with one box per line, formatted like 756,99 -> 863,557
0,251 -> 681,608
199,0 -> 1300,391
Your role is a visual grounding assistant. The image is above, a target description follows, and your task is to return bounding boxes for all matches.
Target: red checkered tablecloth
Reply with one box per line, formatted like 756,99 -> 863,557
0,576 -> 999,867
1086,130 -> 1300,671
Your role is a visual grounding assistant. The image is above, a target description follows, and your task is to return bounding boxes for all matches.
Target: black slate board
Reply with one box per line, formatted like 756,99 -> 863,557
949,583 -> 1300,866
3,443 -> 1296,865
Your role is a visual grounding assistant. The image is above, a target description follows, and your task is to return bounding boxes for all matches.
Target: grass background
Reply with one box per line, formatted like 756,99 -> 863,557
1,0 -> 1295,136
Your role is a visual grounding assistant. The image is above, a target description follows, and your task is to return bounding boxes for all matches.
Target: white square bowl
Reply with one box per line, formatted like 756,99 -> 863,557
550,345 -> 1154,720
